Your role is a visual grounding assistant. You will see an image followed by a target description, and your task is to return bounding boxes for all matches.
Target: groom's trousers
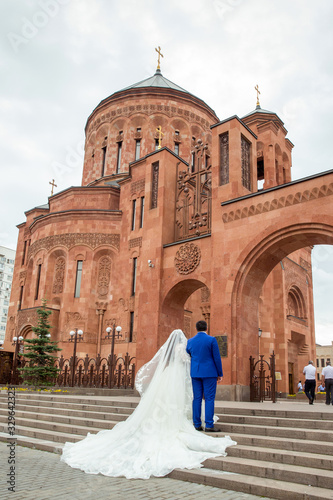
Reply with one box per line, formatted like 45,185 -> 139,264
191,377 -> 217,428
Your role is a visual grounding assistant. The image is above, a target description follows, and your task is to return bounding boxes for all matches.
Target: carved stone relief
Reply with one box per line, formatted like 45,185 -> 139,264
52,257 -> 65,294
174,243 -> 201,275
97,256 -> 111,298
28,233 -> 120,260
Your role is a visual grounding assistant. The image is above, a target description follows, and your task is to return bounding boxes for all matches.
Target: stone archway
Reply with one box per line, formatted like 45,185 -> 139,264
230,222 -> 333,392
159,279 -> 207,347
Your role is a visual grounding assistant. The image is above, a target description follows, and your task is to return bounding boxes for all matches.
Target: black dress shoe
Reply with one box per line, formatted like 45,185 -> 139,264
195,426 -> 203,431
205,427 -> 220,433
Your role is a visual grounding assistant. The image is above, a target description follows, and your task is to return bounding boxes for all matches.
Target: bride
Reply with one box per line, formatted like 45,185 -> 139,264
61,329 -> 236,479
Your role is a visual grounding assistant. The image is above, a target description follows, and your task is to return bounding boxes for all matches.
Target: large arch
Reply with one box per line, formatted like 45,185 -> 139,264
230,222 -> 333,390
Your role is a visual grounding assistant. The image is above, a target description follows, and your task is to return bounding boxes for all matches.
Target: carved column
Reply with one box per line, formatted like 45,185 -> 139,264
96,302 -> 107,356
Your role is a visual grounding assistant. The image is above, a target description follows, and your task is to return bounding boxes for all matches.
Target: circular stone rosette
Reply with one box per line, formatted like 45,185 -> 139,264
174,243 -> 201,275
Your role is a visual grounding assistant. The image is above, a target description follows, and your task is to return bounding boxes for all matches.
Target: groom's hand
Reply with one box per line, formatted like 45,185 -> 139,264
217,376 -> 223,382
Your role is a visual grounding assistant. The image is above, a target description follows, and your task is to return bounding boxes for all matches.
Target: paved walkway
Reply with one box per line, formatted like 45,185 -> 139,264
0,442 -> 269,500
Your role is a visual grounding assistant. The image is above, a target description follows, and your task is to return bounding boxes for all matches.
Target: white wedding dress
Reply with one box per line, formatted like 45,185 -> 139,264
61,329 -> 236,479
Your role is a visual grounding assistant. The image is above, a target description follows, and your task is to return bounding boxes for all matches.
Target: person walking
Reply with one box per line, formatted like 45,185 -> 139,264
303,360 -> 316,404
186,320 -> 223,432
321,360 -> 333,405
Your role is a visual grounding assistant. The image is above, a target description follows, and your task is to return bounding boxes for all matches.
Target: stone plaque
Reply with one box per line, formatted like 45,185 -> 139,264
215,335 -> 228,358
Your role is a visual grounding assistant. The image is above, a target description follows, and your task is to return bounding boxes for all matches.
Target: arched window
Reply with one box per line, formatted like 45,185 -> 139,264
287,285 -> 306,320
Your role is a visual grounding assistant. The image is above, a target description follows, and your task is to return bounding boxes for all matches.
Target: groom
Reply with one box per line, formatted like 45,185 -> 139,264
186,320 -> 223,432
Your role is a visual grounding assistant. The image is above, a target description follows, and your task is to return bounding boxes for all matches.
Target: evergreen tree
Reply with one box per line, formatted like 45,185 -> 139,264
19,299 -> 62,387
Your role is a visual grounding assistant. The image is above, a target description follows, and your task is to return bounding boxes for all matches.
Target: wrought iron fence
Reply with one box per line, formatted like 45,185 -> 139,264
0,353 -> 136,390
249,352 -> 276,403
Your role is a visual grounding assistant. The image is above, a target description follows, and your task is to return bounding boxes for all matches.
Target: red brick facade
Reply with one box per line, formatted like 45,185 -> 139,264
5,70 -> 333,399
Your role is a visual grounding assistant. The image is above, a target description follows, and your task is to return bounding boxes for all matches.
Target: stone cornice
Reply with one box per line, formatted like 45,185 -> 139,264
29,209 -> 122,232
222,181 -> 333,223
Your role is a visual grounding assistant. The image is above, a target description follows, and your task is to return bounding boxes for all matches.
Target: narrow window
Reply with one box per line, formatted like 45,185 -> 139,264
116,131 -> 123,174
101,146 -> 107,177
131,257 -> 137,296
219,132 -> 229,185
155,138 -> 159,151
191,152 -> 195,172
174,130 -> 180,156
116,142 -> 122,173
131,199 -> 136,231
35,264 -> 42,300
151,162 -> 159,209
74,260 -> 83,298
241,135 -> 251,190
21,240 -> 27,266
18,285 -> 24,311
129,311 -> 134,342
135,140 -> 141,160
140,196 -> 145,228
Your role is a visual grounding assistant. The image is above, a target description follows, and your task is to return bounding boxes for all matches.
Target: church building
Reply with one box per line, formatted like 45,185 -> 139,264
5,51 -> 323,400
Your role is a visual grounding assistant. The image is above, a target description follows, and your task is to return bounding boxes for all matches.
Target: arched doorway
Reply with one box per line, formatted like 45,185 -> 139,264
159,279 -> 208,347
230,223 -> 333,393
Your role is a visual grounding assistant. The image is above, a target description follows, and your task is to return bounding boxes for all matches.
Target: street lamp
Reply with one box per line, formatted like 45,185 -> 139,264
11,336 -> 24,384
105,324 -> 122,388
69,328 -> 83,387
258,327 -> 262,355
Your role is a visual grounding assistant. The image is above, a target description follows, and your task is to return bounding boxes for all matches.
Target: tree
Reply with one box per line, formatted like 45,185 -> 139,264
19,299 -> 61,387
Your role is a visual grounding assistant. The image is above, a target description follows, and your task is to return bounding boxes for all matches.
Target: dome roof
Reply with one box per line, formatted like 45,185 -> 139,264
242,104 -> 281,120
119,68 -> 189,94
86,69 -> 219,127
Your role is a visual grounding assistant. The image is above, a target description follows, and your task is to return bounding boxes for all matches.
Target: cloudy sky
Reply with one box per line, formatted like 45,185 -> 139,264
0,0 -> 332,345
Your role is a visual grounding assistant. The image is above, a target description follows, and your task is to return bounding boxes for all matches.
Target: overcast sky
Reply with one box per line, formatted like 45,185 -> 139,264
0,0 -> 332,345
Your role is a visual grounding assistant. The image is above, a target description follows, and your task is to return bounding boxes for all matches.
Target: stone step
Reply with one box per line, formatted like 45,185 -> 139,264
0,418 -> 114,441
0,431 -> 63,454
219,413 -> 333,430
0,409 -> 129,428
224,444 -> 333,471
169,468 -> 333,500
0,394 -> 138,408
218,406 -> 333,421
203,456 -> 333,489
0,425 -> 85,444
229,432 -> 333,456
216,421 -> 333,442
0,403 -> 133,419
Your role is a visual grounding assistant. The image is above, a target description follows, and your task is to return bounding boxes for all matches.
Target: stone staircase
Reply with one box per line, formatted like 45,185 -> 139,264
1,392 -> 333,500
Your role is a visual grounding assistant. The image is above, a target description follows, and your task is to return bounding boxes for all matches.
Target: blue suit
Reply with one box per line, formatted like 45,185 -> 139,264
186,331 -> 223,428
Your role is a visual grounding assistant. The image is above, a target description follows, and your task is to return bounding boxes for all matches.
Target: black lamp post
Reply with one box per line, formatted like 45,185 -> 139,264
69,328 -> 83,387
105,324 -> 122,388
258,327 -> 262,355
11,336 -> 24,384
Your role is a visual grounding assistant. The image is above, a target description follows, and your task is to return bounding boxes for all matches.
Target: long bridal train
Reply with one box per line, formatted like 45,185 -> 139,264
61,330 -> 236,479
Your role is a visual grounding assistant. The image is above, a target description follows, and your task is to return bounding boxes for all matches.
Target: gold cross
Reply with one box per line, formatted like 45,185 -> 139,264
156,125 -> 164,149
155,46 -> 163,70
49,178 -> 57,196
254,84 -> 261,106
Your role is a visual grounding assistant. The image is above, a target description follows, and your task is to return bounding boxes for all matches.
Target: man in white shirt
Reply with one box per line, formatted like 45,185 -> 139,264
303,360 -> 316,404
321,361 -> 333,405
